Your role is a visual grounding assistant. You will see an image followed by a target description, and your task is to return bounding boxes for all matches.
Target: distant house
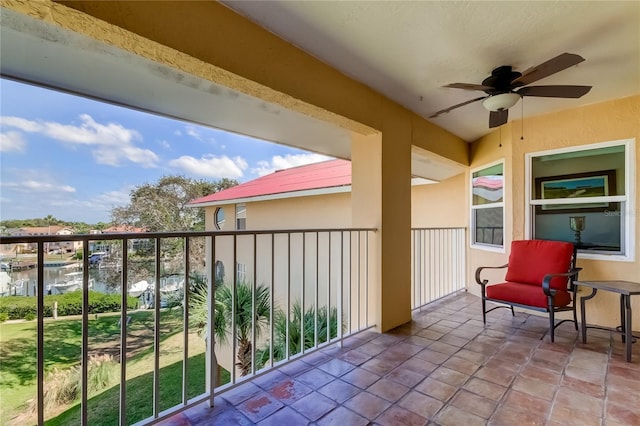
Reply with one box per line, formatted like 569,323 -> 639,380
101,225 -> 149,252
189,158 -> 465,232
190,159 -> 353,231
2,226 -> 80,254
102,225 -> 146,234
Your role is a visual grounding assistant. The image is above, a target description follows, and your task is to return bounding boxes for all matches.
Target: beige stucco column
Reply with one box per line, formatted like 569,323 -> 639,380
352,110 -> 413,332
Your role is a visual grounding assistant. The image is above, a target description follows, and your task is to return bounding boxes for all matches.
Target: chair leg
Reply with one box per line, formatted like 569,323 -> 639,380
510,306 -> 515,317
549,306 -> 555,343
572,304 -> 578,331
482,297 -> 487,325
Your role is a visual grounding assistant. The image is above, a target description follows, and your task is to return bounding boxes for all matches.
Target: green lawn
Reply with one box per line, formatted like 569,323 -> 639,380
0,309 -> 228,425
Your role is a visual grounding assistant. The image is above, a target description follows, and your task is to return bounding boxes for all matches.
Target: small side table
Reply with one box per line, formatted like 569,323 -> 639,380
576,280 -> 640,362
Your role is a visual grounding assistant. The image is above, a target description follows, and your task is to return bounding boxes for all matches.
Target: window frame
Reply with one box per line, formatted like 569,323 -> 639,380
470,159 -> 505,252
525,138 -> 635,261
214,207 -> 225,230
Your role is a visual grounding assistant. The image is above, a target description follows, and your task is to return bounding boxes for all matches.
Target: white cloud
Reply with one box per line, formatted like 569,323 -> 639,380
158,140 -> 171,149
185,126 -> 202,140
3,180 -> 76,193
0,114 -> 158,167
93,189 -> 132,206
0,131 -> 26,152
93,145 -> 159,168
169,154 -> 248,178
252,153 -> 332,176
0,116 -> 44,132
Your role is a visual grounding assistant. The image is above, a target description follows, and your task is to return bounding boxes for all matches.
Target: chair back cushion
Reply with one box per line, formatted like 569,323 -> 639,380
504,240 -> 574,290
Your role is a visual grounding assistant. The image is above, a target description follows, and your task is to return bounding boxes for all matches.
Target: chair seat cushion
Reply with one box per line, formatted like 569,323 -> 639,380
486,281 -> 572,309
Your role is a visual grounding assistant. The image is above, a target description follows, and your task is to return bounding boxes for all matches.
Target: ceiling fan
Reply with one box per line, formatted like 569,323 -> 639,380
429,53 -> 592,128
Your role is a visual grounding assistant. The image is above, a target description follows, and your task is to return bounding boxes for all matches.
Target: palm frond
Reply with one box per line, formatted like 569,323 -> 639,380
255,301 -> 341,369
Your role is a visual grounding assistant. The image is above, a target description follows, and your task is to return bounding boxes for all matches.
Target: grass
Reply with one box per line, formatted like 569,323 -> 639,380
46,353 -> 210,426
0,308 -> 228,425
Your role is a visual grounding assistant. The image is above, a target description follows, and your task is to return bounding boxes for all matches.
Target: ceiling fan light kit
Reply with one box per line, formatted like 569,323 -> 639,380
431,53 -> 592,128
482,93 -> 520,111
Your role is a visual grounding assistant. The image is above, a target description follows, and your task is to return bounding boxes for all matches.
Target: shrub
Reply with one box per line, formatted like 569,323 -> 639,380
87,354 -> 118,394
0,291 -> 139,320
24,312 -> 36,321
0,312 -> 8,322
40,366 -> 80,409
28,354 -> 118,412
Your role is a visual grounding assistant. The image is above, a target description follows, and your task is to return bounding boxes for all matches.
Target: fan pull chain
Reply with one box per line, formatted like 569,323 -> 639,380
499,126 -> 502,147
521,97 -> 524,140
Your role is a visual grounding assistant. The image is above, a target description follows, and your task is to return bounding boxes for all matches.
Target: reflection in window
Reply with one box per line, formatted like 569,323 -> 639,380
471,161 -> 504,248
236,204 -> 246,230
214,208 -> 225,230
529,141 -> 632,257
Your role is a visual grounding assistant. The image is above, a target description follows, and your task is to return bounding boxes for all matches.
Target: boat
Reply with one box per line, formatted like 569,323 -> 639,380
0,271 -> 12,296
159,275 -> 184,295
129,280 -> 150,298
49,271 -> 94,294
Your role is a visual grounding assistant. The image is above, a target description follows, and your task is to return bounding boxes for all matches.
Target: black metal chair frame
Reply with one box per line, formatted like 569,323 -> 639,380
475,246 -> 582,342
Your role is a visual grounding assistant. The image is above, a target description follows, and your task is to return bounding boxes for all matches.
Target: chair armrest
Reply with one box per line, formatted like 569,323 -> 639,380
475,264 -> 509,286
542,267 -> 583,296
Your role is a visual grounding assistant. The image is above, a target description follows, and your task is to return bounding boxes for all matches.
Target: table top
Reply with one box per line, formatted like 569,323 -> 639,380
576,280 -> 640,295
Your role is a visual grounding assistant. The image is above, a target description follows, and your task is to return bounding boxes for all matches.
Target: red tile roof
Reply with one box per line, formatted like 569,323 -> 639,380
190,159 -> 351,205
103,225 -> 146,233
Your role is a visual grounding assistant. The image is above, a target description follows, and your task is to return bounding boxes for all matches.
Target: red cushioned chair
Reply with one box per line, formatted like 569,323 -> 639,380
475,240 -> 581,342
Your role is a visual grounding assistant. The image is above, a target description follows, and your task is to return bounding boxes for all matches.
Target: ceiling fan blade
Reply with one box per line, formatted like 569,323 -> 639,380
429,96 -> 487,118
512,53 -> 585,86
444,83 -> 495,91
517,85 -> 592,98
489,109 -> 508,128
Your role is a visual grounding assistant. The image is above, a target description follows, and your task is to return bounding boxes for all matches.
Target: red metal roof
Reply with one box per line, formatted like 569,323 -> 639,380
190,159 -> 351,205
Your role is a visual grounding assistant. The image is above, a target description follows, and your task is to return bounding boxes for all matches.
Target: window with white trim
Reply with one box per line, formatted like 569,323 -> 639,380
471,161 -> 504,249
527,139 -> 634,259
236,204 -> 246,230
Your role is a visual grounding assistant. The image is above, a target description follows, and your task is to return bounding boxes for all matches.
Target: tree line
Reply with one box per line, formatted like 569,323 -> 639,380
1,175 -> 238,234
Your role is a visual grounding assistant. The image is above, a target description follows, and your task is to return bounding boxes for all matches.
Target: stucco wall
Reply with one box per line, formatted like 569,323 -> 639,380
412,174 -> 467,228
469,95 -> 640,330
247,192 -> 352,230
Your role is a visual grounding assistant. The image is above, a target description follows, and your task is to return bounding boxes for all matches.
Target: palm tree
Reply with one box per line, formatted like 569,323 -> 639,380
189,276 -> 271,377
255,302 -> 339,369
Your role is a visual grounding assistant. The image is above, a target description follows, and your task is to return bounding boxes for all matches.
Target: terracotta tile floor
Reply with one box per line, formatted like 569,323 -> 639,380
160,293 -> 640,425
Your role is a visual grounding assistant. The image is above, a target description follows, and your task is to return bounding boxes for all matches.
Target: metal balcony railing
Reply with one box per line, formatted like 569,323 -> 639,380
411,228 -> 467,310
0,228 -> 376,425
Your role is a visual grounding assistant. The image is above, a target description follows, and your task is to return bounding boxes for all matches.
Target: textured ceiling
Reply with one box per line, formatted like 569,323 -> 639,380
223,1 -> 640,141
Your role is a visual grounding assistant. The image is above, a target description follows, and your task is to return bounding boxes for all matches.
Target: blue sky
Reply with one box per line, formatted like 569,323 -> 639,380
0,78 -> 330,224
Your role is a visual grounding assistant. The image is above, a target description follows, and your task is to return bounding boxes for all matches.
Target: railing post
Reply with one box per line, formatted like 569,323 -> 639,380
153,237 -> 161,418
182,237 -> 190,406
36,241 -> 44,426
120,238 -> 129,426
208,234 -> 217,407
81,239 -> 89,426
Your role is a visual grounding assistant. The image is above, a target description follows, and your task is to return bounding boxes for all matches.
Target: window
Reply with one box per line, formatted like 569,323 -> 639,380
471,161 -> 504,250
236,262 -> 246,282
236,204 -> 246,230
214,208 -> 225,230
527,139 -> 634,260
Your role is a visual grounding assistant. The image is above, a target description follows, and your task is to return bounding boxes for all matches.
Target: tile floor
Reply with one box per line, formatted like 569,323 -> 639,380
160,293 -> 640,425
